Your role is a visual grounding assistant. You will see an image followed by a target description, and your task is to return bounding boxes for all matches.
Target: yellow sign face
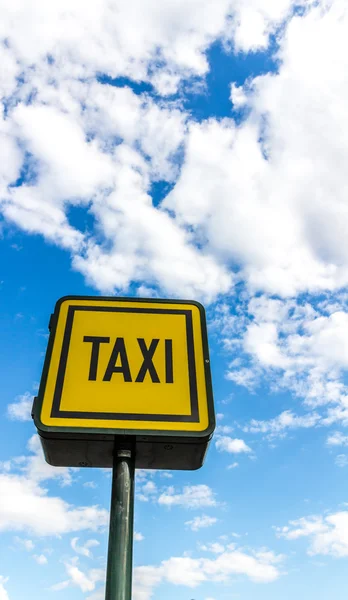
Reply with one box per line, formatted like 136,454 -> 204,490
39,297 -> 212,433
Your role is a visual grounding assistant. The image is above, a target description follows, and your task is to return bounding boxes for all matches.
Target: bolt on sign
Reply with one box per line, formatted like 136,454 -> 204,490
33,296 -> 215,470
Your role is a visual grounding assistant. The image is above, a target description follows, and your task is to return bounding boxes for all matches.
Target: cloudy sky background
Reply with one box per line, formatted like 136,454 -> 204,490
1,0 -> 348,598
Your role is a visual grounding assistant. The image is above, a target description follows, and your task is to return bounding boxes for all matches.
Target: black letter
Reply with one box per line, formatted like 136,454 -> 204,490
83,336 -> 110,381
103,338 -> 132,382
135,339 -> 160,383
165,339 -> 173,383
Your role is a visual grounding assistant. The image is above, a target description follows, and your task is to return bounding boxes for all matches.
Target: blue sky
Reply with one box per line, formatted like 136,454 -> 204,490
1,1 -> 348,599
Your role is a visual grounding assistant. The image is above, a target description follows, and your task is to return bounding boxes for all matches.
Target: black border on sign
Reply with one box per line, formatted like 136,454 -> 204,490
33,295 -> 216,440
51,305 -> 199,423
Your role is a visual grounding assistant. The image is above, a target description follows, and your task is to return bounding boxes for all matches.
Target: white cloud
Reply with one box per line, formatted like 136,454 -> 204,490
231,83 -> 248,108
216,425 -> 234,435
215,437 -> 251,454
199,542 -> 225,554
0,0 -> 237,302
142,481 -> 157,495
245,410 -> 322,440
0,0 -> 320,303
158,485 -> 217,509
161,556 -> 207,587
327,432 -> 348,447
83,481 -> 98,489
15,435 -> 76,487
0,473 -> 108,536
50,581 -> 70,592
13,537 -> 34,551
0,577 -> 9,600
227,367 -> 259,390
133,545 -> 282,599
185,515 -> 218,531
7,392 -> 33,421
73,201 -> 232,302
133,566 -> 163,600
223,295 -> 348,436
227,462 -> 239,470
135,470 -> 152,483
64,559 -> 104,593
134,532 -> 145,541
224,0 -> 302,52
165,1 -> 348,298
0,438 -> 108,537
137,479 -> 159,502
244,322 -> 289,369
0,1 -> 231,92
277,510 -> 348,557
0,0 -> 299,98
335,455 -> 348,468
33,554 -> 47,565
71,538 -> 100,558
1,67 -> 232,303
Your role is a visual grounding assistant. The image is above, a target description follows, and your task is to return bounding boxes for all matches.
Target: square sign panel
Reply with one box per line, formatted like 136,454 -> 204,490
33,296 -> 215,470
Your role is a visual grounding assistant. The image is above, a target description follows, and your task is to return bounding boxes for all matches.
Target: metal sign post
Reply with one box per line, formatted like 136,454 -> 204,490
33,295 -> 216,600
105,447 -> 135,600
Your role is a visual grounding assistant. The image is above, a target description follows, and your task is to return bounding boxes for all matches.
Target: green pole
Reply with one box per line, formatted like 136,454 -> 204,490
105,447 -> 135,600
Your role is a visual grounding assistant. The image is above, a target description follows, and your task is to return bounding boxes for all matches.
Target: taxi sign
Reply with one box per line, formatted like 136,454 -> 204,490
33,296 -> 215,470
